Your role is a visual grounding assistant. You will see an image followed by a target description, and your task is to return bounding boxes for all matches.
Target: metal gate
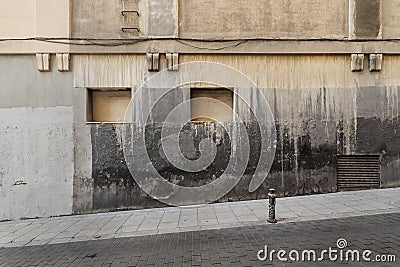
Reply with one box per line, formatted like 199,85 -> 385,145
337,155 -> 381,191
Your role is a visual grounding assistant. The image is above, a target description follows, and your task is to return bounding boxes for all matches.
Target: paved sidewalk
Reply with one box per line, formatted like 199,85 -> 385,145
0,188 -> 399,248
1,212 -> 399,266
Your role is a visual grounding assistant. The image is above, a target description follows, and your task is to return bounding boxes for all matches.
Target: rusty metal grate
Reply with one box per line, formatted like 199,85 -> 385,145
337,155 -> 381,191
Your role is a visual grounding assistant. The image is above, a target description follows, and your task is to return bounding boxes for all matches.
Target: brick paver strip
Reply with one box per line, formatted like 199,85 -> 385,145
0,212 -> 399,266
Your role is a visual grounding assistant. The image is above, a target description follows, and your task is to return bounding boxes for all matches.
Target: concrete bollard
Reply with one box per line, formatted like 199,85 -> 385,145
267,188 -> 277,223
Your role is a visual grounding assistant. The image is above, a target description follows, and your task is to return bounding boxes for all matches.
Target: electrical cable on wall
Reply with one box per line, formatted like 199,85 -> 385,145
1,37 -> 400,50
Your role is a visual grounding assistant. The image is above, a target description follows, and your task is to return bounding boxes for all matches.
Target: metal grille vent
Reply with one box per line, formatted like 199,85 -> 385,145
337,155 -> 381,191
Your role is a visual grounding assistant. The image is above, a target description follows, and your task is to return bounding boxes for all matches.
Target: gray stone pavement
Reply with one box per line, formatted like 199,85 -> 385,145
0,188 -> 400,248
0,212 -> 399,266
0,188 -> 399,249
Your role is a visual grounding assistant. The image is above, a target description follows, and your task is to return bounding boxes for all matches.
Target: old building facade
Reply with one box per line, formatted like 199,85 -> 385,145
1,0 -> 400,220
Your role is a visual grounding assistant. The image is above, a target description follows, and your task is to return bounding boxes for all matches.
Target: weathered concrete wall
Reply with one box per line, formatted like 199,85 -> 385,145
90,124 -> 163,211
68,0 -> 398,41
73,54 -> 400,213
71,0 -> 177,39
72,87 -> 93,214
356,85 -> 400,188
2,0 -> 400,54
179,0 -> 348,39
72,0 -> 139,39
382,0 -> 400,39
72,55 -> 148,214
0,51 -> 395,217
0,55 -> 74,220
148,0 -> 178,37
0,107 -> 74,220
74,55 -> 148,88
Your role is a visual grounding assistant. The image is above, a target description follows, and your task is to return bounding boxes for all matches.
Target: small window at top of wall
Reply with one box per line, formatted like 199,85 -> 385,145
87,88 -> 132,123
190,88 -> 233,122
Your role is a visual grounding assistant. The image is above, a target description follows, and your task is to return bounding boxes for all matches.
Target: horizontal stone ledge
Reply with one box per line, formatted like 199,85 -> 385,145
1,40 -> 400,54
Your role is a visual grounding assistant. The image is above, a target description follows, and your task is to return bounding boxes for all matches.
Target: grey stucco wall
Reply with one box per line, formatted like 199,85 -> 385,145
0,55 -> 73,108
0,106 -> 74,219
0,55 -> 74,220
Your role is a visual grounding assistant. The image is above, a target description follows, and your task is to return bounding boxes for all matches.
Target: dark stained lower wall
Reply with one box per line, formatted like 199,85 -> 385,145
356,86 -> 400,188
91,124 -> 165,211
89,86 -> 400,212
356,117 -> 400,187
90,122 -> 337,212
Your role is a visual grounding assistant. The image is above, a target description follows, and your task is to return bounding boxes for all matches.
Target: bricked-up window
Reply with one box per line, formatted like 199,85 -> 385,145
87,88 -> 131,123
190,88 -> 233,122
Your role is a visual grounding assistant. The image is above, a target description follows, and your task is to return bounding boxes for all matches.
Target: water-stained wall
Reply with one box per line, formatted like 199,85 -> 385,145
179,0 -> 349,39
73,54 -> 400,213
68,0 -> 400,43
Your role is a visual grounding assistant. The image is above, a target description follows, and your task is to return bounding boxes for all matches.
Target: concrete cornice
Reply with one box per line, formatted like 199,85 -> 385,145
0,39 -> 400,55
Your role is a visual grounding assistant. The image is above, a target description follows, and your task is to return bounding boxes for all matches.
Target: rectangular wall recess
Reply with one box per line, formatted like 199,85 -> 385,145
190,88 -> 233,122
87,88 -> 131,123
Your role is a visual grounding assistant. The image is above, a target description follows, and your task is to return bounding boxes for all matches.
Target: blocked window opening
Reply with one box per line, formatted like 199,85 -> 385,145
190,88 -> 233,122
337,155 -> 381,191
87,88 -> 131,123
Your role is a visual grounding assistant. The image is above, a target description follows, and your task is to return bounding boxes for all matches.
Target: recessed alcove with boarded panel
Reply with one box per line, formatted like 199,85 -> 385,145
87,88 -> 131,123
190,88 -> 233,122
